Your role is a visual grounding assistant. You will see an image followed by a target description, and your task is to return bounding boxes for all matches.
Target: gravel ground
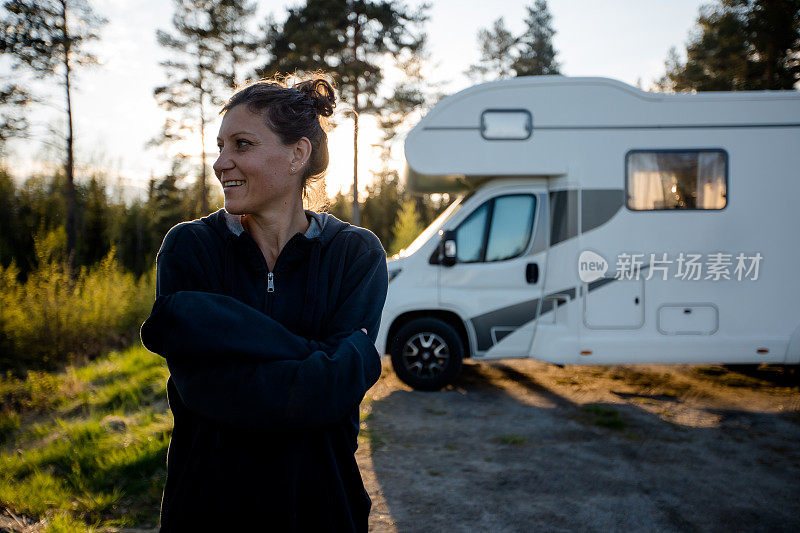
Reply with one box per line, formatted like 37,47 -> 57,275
358,358 -> 800,533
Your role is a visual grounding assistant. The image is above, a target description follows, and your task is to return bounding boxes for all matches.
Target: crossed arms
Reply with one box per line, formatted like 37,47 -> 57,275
140,236 -> 388,432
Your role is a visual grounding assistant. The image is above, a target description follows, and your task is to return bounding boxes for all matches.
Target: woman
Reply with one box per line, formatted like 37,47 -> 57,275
140,75 -> 388,532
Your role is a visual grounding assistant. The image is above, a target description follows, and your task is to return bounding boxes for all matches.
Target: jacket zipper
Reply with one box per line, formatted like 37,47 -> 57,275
265,271 -> 275,316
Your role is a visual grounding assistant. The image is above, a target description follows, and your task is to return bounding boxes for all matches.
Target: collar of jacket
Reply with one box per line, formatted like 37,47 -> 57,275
200,208 -> 351,338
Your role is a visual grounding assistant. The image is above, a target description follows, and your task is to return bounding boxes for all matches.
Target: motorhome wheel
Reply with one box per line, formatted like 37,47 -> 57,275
390,318 -> 464,391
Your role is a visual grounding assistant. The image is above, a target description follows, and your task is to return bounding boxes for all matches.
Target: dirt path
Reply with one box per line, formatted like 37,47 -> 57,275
358,359 -> 800,532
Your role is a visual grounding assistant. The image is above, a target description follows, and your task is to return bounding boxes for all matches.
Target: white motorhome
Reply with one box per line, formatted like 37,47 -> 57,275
376,76 -> 800,390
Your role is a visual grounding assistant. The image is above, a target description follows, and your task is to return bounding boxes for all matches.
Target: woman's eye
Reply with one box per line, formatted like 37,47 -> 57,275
236,139 -> 251,149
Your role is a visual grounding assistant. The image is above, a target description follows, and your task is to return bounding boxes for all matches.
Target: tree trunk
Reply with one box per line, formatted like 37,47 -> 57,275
61,0 -> 76,273
352,107 -> 359,226
198,60 -> 209,215
351,16 -> 361,226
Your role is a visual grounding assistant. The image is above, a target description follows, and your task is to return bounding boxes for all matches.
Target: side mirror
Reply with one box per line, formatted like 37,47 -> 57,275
441,229 -> 457,267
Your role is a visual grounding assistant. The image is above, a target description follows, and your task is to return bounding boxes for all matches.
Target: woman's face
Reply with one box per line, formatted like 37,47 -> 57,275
213,105 -> 304,215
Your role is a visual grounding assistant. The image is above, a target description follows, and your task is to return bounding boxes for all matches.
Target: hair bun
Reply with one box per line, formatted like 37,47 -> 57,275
295,78 -> 336,118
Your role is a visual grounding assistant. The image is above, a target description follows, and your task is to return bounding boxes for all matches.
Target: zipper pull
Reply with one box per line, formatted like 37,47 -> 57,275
267,272 -> 274,293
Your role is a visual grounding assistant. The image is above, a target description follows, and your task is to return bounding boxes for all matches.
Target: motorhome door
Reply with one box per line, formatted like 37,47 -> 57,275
439,187 -> 548,358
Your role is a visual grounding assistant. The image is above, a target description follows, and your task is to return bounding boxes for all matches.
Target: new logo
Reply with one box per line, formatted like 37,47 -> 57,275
578,250 -> 608,283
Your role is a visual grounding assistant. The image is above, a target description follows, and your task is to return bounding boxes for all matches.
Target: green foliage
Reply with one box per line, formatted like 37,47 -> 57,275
0,226 -> 155,373
153,0 -> 256,215
361,172 -> 402,248
78,177 -> 109,266
581,403 -> 627,430
329,183 -> 452,254
0,166 -> 207,279
0,0 -> 105,73
258,0 -> 428,111
390,199 -> 424,255
0,0 -> 108,259
468,0 -> 560,80
327,191 -> 352,223
494,434 -> 529,445
0,83 -> 31,145
513,0 -> 560,76
260,0 -> 429,225
0,345 -> 170,529
659,0 -> 800,91
466,17 -> 518,80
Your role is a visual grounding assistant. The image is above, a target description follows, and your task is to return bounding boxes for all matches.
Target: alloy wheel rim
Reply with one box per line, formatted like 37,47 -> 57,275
402,332 -> 450,378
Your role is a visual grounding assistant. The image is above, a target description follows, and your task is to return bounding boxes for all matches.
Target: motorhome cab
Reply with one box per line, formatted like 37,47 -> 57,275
376,76 -> 800,391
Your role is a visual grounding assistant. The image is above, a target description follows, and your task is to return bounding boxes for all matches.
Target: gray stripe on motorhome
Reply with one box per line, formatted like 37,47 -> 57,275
582,189 -> 624,233
529,193 -> 549,255
539,288 -> 577,317
472,298 -> 540,352
588,276 -> 616,292
422,123 -> 800,131
466,189 -> 628,353
469,265 -> 649,353
550,189 -> 623,247
471,288 -> 576,352
550,190 -> 579,246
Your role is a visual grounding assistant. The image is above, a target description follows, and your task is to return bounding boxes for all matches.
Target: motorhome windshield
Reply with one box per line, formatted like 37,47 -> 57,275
398,196 -> 464,258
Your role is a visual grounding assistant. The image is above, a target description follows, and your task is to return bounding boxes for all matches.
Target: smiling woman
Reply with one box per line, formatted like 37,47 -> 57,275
140,73 -> 389,532
215,105 -> 304,210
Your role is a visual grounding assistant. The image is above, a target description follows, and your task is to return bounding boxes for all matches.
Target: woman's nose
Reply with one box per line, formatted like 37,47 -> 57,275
213,152 -> 234,177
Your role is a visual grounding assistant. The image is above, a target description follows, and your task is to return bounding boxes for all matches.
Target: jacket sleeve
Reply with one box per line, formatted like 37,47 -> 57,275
141,228 -> 386,431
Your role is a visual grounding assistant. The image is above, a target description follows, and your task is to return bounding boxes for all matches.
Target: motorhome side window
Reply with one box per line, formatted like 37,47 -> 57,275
626,150 -> 727,210
455,195 -> 536,263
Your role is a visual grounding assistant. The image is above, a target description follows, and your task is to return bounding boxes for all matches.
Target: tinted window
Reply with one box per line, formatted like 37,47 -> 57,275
626,150 -> 727,210
485,195 -> 536,261
454,194 -> 536,263
455,203 -> 489,263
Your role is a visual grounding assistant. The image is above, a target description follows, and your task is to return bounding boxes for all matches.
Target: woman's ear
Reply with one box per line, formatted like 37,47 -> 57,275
290,137 -> 312,172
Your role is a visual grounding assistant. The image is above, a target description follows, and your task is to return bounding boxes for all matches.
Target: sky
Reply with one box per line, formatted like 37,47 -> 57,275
1,0 -> 710,200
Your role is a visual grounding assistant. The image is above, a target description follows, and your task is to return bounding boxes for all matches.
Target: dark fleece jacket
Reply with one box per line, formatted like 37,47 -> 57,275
139,208 -> 388,532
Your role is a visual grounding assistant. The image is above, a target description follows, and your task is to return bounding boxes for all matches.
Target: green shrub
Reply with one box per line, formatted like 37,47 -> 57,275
0,227 -> 155,373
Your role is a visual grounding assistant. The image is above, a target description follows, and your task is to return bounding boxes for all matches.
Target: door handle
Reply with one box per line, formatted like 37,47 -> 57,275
526,263 -> 539,284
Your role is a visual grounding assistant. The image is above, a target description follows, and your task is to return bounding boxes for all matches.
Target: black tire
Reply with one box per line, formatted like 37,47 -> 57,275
389,317 -> 464,391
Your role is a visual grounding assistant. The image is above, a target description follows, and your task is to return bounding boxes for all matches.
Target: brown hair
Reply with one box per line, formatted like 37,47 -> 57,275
221,73 -> 336,210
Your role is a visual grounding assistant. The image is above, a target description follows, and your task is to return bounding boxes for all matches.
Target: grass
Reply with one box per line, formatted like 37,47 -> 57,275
0,343 -> 170,530
358,427 -> 386,451
581,403 -> 627,430
494,434 -> 529,446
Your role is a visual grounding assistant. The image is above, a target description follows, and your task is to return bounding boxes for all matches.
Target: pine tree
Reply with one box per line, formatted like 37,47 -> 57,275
0,0 -> 106,267
0,168 -> 18,267
467,1 -> 560,80
153,0 -> 256,215
211,0 -> 258,88
257,0 -> 428,225
0,84 -> 31,145
327,191 -> 351,222
361,170 -> 402,247
747,0 -> 800,89
390,198 -> 423,255
658,0 -> 800,91
512,0 -> 560,76
466,17 -> 518,80
79,175 -> 109,266
148,157 -> 193,242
